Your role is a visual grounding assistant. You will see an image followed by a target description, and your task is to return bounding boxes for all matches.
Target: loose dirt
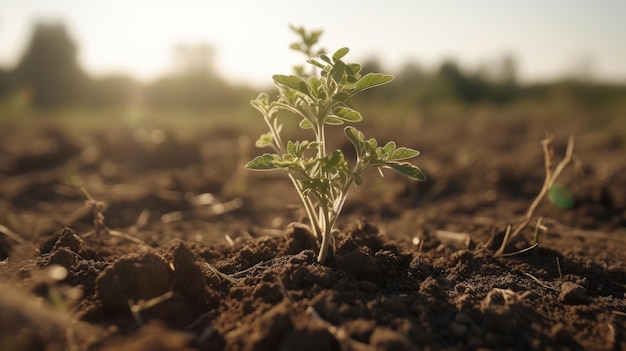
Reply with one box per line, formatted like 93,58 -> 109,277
0,113 -> 624,350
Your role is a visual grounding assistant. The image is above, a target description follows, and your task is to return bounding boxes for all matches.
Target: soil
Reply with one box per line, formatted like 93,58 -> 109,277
0,113 -> 625,351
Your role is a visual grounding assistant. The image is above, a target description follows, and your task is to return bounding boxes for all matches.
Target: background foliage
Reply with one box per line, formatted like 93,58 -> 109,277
0,21 -> 624,123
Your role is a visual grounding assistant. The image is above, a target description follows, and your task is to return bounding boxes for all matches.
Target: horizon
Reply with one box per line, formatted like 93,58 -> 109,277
1,0 -> 625,88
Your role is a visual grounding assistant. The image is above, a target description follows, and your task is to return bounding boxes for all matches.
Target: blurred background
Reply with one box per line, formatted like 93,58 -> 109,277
0,0 -> 625,129
0,0 -> 625,252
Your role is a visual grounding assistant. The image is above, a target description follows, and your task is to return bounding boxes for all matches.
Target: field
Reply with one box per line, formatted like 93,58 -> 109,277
1,103 -> 625,350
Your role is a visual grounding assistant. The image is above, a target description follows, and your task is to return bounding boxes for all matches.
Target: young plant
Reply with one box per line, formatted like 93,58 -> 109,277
246,26 -> 425,263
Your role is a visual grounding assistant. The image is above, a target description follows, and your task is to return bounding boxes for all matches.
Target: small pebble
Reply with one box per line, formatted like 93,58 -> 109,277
559,281 -> 589,305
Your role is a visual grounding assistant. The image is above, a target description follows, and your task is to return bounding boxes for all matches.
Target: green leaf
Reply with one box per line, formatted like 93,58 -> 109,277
330,59 -> 346,83
287,140 -> 317,157
273,75 -> 309,95
320,54 -> 332,64
322,150 -> 346,173
299,119 -> 313,129
354,174 -> 363,186
255,132 -> 273,148
308,77 -> 320,97
347,63 -> 362,76
306,30 -> 323,47
301,178 -> 332,203
309,76 -> 327,99
332,47 -> 350,61
287,140 -> 296,155
332,92 -> 350,103
289,24 -> 305,37
307,59 -> 326,70
333,106 -> 362,122
383,141 -> 396,158
367,138 -> 378,152
325,116 -> 344,125
246,154 -> 279,170
354,73 -> 394,93
250,93 -> 270,114
392,147 -> 420,160
305,141 -> 320,151
293,65 -> 306,77
345,63 -> 362,84
387,162 -> 426,181
344,126 -> 365,149
252,92 -> 269,104
273,156 -> 298,168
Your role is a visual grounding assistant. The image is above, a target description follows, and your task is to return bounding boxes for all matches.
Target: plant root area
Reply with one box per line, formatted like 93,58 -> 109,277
0,117 -> 625,351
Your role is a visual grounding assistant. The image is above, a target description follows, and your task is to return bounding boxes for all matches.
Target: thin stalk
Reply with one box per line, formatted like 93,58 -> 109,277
271,119 -> 285,153
317,166 -> 360,263
287,173 -> 321,238
315,159 -> 361,255
318,124 -> 326,158
331,187 -> 350,223
265,105 -> 322,240
265,128 -> 282,155
317,204 -> 332,263
330,159 -> 363,216
315,109 -> 331,258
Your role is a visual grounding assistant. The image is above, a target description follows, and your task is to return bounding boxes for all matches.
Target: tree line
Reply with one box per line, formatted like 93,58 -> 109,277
1,21 -> 624,111
0,22 -> 255,110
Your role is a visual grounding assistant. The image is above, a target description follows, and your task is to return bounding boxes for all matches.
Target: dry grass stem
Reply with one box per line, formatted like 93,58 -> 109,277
496,134 -> 574,256
0,223 -> 25,244
204,262 -> 238,284
80,188 -> 146,245
524,273 -> 558,291
128,291 -> 176,326
0,223 -> 40,254
556,257 -> 563,282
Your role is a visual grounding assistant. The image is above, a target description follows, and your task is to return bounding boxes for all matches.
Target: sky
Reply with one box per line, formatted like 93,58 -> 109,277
1,0 -> 625,87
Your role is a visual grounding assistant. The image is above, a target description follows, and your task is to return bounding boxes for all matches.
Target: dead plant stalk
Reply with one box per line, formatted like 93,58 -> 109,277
497,134 -> 574,256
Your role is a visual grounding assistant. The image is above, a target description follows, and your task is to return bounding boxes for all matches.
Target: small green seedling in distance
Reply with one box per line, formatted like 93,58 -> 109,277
246,26 -> 426,263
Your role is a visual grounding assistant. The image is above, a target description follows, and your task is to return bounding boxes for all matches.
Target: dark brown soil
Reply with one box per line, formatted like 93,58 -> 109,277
1,113 -> 625,351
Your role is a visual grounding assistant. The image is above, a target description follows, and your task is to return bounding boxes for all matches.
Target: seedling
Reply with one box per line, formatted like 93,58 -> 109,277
246,26 -> 425,263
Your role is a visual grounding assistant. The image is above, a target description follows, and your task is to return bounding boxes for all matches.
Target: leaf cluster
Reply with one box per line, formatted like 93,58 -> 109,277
245,26 -> 424,263
270,46 -> 394,129
344,127 -> 426,184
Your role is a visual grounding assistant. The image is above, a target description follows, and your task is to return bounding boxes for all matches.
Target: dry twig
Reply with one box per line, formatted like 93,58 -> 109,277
0,223 -> 25,245
80,188 -> 146,245
0,223 -> 40,254
496,134 -> 574,256
128,291 -> 176,326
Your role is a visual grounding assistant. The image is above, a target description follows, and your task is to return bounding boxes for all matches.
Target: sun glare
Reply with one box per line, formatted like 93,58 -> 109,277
64,1 -> 296,87
1,0 -> 625,86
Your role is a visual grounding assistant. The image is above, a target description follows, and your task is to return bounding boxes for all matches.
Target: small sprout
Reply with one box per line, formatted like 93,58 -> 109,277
548,184 -> 575,209
246,26 -> 425,263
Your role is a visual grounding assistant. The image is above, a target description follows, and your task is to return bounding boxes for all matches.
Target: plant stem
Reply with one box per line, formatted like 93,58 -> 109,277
317,205 -> 332,263
289,173 -> 321,239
